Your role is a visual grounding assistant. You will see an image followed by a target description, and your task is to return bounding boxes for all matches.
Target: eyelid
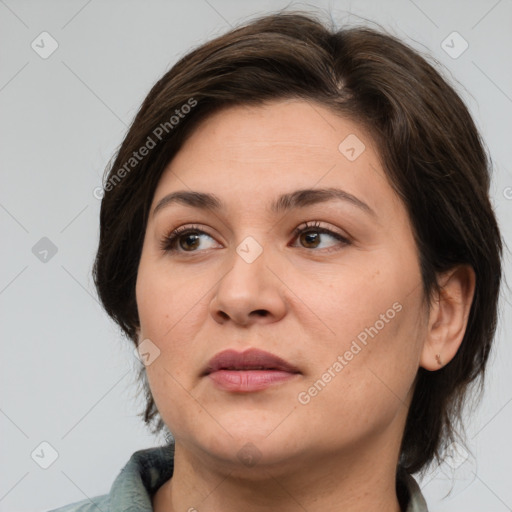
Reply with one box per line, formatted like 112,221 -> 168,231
291,220 -> 349,240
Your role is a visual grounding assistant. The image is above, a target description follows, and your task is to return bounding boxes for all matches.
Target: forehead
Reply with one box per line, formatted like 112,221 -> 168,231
152,99 -> 403,221
180,99 -> 368,159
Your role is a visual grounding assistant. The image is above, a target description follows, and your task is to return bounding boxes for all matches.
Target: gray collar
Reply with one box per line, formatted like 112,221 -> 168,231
400,470 -> 429,511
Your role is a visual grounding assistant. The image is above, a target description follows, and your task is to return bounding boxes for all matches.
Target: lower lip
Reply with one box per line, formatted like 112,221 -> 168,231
207,370 -> 299,392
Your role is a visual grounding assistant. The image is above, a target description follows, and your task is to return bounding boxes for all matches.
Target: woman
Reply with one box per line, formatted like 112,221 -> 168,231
50,10 -> 502,512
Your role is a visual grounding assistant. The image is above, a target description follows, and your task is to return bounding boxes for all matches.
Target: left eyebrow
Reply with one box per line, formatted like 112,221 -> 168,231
151,187 -> 377,219
270,187 -> 376,217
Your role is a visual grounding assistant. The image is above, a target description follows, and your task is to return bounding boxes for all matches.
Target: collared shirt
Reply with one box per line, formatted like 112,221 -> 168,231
47,444 -> 429,512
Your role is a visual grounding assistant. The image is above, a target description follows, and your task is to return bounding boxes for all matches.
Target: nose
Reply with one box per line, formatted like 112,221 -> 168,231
209,244 -> 287,326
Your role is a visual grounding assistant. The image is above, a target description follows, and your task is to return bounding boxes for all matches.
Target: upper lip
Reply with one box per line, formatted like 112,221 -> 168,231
203,348 -> 300,375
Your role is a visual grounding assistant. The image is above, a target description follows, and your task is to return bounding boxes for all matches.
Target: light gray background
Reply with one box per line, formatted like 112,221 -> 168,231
1,1 -> 511,511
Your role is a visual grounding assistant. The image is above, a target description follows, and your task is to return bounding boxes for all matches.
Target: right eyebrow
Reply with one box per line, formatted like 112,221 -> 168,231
152,191 -> 222,218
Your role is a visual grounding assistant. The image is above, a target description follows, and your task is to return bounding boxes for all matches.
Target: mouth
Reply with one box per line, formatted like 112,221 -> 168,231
203,348 -> 301,392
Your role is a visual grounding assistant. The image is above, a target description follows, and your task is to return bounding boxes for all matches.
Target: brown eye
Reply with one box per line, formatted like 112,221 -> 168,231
300,231 -> 321,248
160,226 -> 219,253
292,222 -> 351,252
178,232 -> 201,251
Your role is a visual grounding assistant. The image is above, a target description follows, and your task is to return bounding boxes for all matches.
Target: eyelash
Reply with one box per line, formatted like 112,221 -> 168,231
159,221 -> 351,254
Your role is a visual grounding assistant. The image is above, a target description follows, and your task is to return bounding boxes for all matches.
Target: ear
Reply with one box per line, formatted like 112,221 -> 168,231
420,264 -> 476,371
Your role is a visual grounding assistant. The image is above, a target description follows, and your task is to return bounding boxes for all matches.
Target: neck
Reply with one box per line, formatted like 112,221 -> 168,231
152,437 -> 403,512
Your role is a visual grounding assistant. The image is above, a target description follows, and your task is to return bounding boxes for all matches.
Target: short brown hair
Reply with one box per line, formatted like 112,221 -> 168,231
92,10 -> 503,474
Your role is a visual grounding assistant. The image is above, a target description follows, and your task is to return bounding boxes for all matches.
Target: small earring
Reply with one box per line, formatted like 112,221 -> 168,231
435,353 -> 443,366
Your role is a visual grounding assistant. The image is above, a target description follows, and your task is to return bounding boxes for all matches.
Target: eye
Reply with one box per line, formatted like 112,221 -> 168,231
160,225 -> 220,253
160,221 -> 351,255
291,221 -> 350,252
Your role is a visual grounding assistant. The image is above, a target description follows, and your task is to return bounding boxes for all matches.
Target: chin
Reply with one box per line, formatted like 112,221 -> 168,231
207,436 -> 307,479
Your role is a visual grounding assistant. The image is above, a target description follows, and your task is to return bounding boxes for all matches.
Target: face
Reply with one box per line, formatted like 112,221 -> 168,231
135,99 -> 428,473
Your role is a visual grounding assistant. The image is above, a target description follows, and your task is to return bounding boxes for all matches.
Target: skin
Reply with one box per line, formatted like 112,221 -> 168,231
135,99 -> 475,512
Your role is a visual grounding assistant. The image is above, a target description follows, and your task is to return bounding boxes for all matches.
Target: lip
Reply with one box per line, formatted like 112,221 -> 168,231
203,348 -> 301,392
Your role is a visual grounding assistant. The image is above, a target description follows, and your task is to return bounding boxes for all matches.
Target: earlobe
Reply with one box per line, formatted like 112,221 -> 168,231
420,265 -> 476,371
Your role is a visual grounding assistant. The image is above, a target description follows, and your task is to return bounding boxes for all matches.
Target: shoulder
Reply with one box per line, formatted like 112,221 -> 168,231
45,494 -> 109,512
44,444 -> 174,512
399,470 -> 429,512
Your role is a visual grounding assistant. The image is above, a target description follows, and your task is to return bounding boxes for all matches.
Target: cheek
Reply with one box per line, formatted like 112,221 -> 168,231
136,265 -> 207,433
306,286 -> 424,419
300,261 -> 405,342
299,254 -> 424,400
144,360 -> 209,443
135,258 -> 215,411
136,255 -> 209,341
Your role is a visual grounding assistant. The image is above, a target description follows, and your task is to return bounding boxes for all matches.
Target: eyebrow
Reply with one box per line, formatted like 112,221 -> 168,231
152,187 -> 377,218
